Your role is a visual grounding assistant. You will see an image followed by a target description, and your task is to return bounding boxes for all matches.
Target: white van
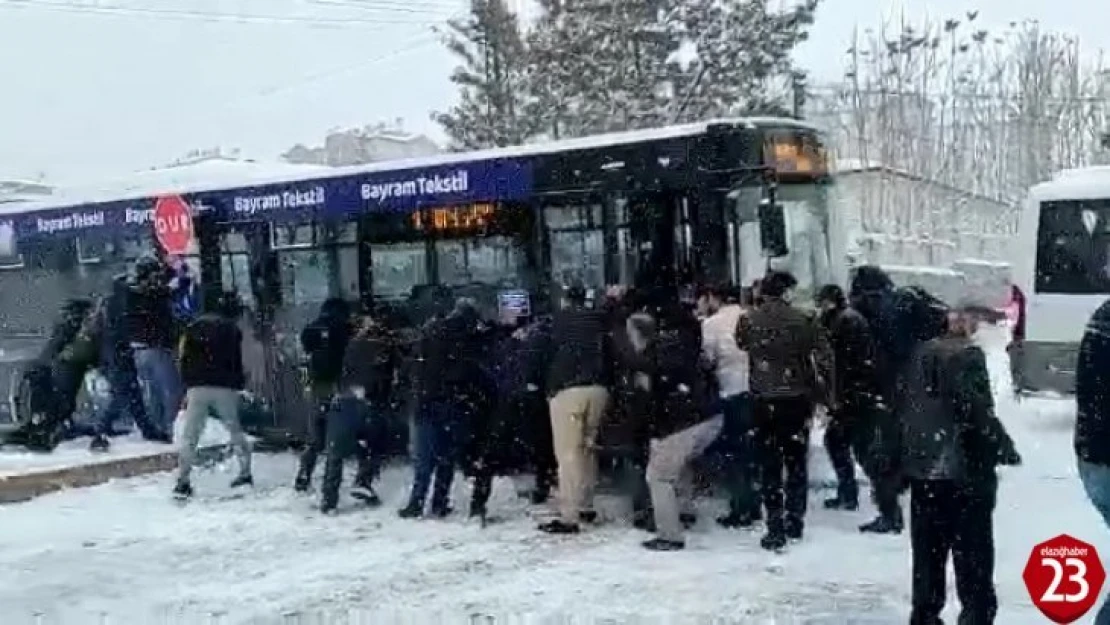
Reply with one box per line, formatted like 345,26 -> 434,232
1013,166 -> 1110,394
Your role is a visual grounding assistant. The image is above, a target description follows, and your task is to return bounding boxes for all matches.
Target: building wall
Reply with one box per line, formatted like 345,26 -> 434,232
831,169 -> 1021,268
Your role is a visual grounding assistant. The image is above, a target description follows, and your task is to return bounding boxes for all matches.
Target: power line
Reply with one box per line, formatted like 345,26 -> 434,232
307,0 -> 463,13
0,0 -> 453,27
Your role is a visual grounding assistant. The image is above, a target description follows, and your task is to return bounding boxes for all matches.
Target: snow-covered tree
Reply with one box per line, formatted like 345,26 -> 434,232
433,0 -> 534,150
525,0 -> 821,138
674,0 -> 820,121
526,0 -> 684,137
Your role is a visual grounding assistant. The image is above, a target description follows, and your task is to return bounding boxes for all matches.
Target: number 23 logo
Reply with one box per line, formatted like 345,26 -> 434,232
1042,557 -> 1091,603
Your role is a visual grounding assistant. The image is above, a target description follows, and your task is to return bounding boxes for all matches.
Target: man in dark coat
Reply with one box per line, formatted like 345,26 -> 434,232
174,292 -> 252,499
91,275 -> 162,451
1076,297 -> 1110,625
399,298 -> 487,519
736,271 -> 832,551
465,310 -> 547,522
816,284 -> 877,511
319,313 -> 397,514
127,256 -> 183,438
11,299 -> 98,451
620,293 -> 721,551
539,284 -> 613,534
849,265 -> 949,534
901,307 -> 1020,625
294,297 -> 353,492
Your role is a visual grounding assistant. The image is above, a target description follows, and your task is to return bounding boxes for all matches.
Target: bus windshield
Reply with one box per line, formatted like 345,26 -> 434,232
1035,199 -> 1110,294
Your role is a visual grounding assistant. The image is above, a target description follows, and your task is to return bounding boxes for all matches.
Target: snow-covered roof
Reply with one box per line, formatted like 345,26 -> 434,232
10,117 -> 820,216
1030,166 -> 1110,202
44,159 -> 331,209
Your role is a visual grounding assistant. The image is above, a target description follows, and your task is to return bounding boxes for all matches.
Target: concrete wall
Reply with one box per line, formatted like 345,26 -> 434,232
832,168 -> 1021,269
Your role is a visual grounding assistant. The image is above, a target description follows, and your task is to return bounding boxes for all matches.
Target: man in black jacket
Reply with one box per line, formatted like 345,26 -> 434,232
295,297 -> 353,492
128,257 -> 183,438
621,295 -> 721,551
1077,298 -> 1110,625
901,307 -> 1020,625
173,292 -> 252,499
91,275 -> 163,451
319,313 -> 396,514
400,298 -> 487,519
816,284 -> 876,511
539,285 -> 613,534
737,271 -> 832,551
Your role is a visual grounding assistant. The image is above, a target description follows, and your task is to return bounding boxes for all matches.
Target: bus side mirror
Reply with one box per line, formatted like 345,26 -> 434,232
758,200 -> 789,258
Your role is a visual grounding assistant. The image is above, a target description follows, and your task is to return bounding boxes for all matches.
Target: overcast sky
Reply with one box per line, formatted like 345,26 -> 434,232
0,0 -> 1102,183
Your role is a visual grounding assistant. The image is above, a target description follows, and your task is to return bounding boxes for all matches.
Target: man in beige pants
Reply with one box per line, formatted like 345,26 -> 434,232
538,285 -> 612,534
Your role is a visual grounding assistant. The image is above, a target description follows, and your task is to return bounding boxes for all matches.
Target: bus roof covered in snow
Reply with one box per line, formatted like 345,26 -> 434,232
1,117 -> 822,240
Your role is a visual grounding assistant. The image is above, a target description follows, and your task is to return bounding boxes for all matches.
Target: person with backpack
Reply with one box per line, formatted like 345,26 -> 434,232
849,265 -> 949,534
173,292 -> 252,499
294,297 -> 353,492
736,271 -> 832,551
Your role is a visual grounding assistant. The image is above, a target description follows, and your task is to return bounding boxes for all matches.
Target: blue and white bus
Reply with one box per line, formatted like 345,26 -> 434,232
0,117 -> 837,439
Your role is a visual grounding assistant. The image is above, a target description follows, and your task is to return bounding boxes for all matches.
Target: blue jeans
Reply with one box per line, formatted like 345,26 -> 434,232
1079,460 -> 1110,625
133,347 -> 183,435
96,361 -> 157,438
321,394 -> 384,510
407,401 -> 466,513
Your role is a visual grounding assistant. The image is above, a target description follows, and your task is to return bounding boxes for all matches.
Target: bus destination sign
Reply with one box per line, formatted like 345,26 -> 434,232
764,134 -> 830,177
410,203 -> 496,233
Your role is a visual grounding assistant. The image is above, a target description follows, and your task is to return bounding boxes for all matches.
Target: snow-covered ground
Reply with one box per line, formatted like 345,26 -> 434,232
0,419 -> 234,478
0,326 -> 1103,624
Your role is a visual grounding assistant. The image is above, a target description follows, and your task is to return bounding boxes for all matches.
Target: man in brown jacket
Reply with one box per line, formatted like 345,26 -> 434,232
737,271 -> 832,551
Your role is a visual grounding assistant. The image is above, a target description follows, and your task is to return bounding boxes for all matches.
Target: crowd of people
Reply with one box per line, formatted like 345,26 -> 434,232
8,256 -> 196,452
280,265 -> 1022,622
6,257 -> 1027,623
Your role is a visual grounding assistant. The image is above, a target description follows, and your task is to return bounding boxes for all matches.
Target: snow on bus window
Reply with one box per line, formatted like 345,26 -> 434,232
372,242 -> 426,300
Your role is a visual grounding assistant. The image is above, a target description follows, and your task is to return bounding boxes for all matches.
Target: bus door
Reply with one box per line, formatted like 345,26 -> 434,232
209,219 -> 314,444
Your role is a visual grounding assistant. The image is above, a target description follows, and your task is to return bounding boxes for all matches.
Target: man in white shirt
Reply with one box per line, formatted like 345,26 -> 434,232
697,285 -> 761,528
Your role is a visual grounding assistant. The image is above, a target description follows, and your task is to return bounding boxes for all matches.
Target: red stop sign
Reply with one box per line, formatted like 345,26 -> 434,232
153,195 -> 194,256
1023,534 -> 1106,623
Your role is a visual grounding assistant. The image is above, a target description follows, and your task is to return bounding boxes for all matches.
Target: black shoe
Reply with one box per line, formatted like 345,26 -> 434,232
146,432 -> 173,444
679,513 -> 697,529
350,482 -> 381,506
172,481 -> 193,500
633,510 -> 656,532
89,435 -> 110,453
579,510 -> 598,524
398,504 -> 423,519
784,517 -> 804,541
760,531 -> 787,552
823,494 -> 859,511
859,515 -> 904,534
538,519 -> 580,534
716,512 -> 757,529
321,503 -> 339,515
642,537 -> 685,551
469,502 -> 487,519
429,505 -> 453,519
229,474 -> 253,489
294,473 -> 311,493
